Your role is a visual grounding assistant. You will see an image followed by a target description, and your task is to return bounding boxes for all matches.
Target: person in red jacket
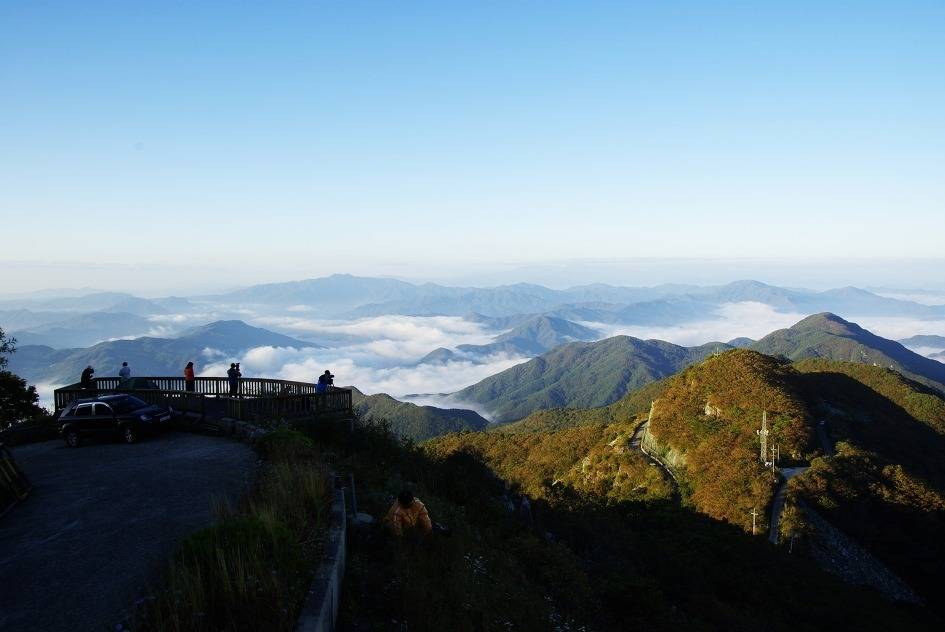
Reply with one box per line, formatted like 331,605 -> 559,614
184,361 -> 195,392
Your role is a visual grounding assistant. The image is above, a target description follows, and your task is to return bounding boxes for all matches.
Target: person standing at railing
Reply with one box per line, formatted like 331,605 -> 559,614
80,366 -> 95,390
227,363 -> 242,397
118,362 -> 131,385
315,370 -> 334,394
184,362 -> 195,392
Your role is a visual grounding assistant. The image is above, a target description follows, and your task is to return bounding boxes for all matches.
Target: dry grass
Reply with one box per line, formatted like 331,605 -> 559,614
133,429 -> 331,632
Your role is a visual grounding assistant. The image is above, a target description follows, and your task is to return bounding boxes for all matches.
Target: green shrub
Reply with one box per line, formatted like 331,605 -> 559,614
255,428 -> 315,462
141,516 -> 307,631
135,430 -> 331,631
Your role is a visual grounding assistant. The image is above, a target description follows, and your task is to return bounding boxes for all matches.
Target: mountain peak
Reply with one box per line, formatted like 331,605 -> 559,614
792,312 -> 861,335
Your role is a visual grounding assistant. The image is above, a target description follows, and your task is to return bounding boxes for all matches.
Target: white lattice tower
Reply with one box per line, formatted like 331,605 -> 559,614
757,410 -> 769,463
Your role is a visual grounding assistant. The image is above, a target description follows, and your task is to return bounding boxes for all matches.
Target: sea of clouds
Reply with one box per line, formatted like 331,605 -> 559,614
32,300 -> 945,413
190,303 -> 945,400
195,314 -> 529,398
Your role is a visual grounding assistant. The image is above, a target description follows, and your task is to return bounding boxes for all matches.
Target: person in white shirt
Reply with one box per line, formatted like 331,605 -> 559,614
119,362 -> 131,382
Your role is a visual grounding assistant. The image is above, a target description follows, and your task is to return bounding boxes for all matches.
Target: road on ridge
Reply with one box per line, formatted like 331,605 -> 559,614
0,432 -> 256,632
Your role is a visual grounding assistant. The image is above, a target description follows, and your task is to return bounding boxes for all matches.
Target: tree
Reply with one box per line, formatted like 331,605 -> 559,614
0,326 -> 48,429
0,326 -> 14,369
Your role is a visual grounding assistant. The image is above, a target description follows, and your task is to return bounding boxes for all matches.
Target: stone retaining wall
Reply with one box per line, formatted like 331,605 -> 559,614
296,488 -> 347,632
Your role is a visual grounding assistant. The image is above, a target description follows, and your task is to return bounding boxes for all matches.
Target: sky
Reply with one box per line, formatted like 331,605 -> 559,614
2,1 -> 944,293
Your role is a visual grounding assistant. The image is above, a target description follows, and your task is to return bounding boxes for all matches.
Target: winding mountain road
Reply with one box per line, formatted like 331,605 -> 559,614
768,467 -> 808,544
630,420 -> 680,497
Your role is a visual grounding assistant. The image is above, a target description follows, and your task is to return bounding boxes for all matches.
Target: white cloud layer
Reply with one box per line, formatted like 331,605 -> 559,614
843,316 -> 945,345
583,302 -> 807,347
251,314 -> 498,360
198,345 -> 527,398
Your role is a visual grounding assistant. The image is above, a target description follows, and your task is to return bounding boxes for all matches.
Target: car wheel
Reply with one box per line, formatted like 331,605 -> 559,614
64,429 -> 81,448
122,425 -> 138,444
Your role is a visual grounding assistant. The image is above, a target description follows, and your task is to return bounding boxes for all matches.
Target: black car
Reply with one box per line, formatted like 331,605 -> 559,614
58,394 -> 173,447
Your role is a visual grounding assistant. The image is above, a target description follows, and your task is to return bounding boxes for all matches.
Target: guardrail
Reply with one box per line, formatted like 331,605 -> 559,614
53,378 -> 352,423
0,443 -> 31,518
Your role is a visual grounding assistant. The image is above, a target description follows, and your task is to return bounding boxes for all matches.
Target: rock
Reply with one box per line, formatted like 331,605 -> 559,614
350,512 -> 375,527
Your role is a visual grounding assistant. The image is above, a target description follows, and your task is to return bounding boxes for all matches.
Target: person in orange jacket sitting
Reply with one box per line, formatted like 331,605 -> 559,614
384,489 -> 433,539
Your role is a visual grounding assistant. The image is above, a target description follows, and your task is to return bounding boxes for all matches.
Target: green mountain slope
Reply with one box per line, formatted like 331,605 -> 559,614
453,336 -> 730,423
645,350 -> 814,527
786,358 -> 945,606
421,382 -> 940,627
436,349 -> 945,610
351,388 -> 488,440
751,313 -> 945,392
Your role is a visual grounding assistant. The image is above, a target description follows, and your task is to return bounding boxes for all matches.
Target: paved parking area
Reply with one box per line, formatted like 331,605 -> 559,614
0,432 -> 256,631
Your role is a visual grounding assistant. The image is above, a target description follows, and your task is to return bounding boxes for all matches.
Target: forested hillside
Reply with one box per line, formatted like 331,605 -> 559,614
454,336 -> 729,422
351,388 -> 488,440
752,313 -> 945,392
430,350 -> 945,612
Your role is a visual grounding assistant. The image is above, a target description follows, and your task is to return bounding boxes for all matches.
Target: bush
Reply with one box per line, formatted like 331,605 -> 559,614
255,428 -> 316,462
142,516 -> 307,631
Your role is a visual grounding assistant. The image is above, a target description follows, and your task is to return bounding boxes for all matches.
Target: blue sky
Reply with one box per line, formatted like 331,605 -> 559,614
1,1 -> 944,293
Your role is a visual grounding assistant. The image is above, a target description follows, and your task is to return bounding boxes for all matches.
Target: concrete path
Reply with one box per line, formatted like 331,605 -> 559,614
630,421 -> 680,498
0,432 -> 256,632
768,466 -> 808,544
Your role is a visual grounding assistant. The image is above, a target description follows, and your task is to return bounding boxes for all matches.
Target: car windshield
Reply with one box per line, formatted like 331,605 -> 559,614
111,396 -> 149,413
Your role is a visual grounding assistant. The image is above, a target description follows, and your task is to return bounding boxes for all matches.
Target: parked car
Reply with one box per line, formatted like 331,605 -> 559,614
58,394 -> 173,447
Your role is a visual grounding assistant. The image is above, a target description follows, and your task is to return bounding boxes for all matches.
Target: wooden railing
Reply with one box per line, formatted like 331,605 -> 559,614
53,377 -> 352,423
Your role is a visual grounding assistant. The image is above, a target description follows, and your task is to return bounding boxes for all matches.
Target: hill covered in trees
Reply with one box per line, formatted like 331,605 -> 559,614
351,388 -> 488,440
452,313 -> 945,424
338,416 -> 938,630
453,336 -> 729,422
752,313 -> 945,392
429,349 -> 945,612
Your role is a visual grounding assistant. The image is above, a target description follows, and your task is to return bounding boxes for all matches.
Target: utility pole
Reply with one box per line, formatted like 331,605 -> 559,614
748,508 -> 760,535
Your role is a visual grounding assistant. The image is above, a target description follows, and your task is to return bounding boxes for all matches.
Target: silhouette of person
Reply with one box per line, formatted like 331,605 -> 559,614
80,366 -> 95,390
184,361 -> 195,392
227,363 -> 240,396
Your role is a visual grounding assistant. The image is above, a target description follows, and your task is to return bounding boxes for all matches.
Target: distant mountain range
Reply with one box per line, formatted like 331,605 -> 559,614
7,320 -> 317,385
899,334 -> 945,351
350,387 -> 488,440
418,315 -> 599,364
453,313 -> 945,423
0,291 -> 192,316
4,276 -> 944,352
8,311 -> 154,348
186,275 -> 945,321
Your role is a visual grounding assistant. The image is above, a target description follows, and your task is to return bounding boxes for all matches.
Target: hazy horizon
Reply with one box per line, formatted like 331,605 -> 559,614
3,257 -> 945,297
